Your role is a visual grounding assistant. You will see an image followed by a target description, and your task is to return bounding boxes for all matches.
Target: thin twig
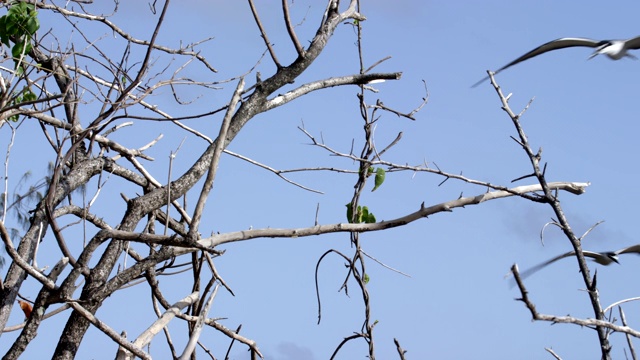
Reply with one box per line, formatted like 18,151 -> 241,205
619,306 -> 637,360
189,78 -> 244,238
282,0 -> 304,56
67,300 -> 151,360
248,0 -> 282,68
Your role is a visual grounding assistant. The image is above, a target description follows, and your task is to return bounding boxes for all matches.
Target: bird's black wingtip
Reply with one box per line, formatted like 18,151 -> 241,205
471,78 -> 488,88
471,73 -> 494,88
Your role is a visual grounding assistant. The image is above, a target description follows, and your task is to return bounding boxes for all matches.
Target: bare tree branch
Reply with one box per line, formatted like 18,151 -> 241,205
282,0 -> 304,56
189,78 -> 244,238
265,72 -> 402,111
248,0 -> 282,69
512,264 -> 640,338
490,72 -> 612,358
120,292 -> 199,360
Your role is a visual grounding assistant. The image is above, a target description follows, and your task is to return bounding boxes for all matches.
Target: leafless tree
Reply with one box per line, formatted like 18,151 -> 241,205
0,1 -> 596,359
486,71 -> 639,360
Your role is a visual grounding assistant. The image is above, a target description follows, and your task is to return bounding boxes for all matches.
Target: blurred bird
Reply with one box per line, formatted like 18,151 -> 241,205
518,244 -> 640,280
472,35 -> 640,87
18,300 -> 33,319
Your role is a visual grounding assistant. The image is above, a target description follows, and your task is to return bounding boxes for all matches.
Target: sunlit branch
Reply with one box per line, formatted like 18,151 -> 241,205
265,72 -> 401,111
97,182 -> 589,252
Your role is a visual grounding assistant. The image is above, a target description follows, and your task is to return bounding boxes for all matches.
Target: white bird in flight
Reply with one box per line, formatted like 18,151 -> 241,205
473,35 -> 640,88
518,244 -> 640,280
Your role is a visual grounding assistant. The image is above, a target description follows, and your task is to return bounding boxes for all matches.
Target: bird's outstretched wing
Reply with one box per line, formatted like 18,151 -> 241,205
472,37 -> 602,88
513,249 -> 617,284
623,35 -> 640,50
517,250 -> 576,280
616,243 -> 640,255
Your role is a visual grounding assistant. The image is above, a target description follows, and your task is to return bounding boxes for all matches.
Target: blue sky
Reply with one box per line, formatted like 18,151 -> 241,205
3,1 -> 640,359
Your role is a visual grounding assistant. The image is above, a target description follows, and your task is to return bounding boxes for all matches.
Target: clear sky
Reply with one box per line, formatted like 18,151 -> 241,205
2,1 -> 640,359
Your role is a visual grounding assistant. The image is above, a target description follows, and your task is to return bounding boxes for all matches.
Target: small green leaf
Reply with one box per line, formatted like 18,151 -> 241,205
12,41 -> 25,58
22,89 -> 36,102
0,34 -> 10,48
5,16 -> 18,35
346,203 -> 353,223
355,205 -> 363,223
365,212 -> 376,224
371,168 -> 385,192
26,16 -> 39,35
347,203 -> 375,224
23,41 -> 32,54
14,62 -> 24,75
363,273 -> 370,284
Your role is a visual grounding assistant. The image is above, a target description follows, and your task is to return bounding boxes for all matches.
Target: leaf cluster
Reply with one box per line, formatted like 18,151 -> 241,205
345,167 -> 386,223
346,203 -> 376,224
8,86 -> 35,121
0,1 -> 39,64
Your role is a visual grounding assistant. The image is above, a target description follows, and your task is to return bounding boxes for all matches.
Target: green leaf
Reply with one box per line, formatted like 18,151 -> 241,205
346,203 -> 353,223
355,205 -> 363,223
363,273 -> 370,284
14,62 -> 23,75
22,88 -> 36,102
365,212 -> 376,224
11,40 -> 25,58
6,87 -> 37,122
346,203 -> 375,224
26,16 -> 39,35
5,15 -> 19,36
0,1 -> 40,54
14,2 -> 30,15
23,40 -> 32,54
371,167 -> 385,192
